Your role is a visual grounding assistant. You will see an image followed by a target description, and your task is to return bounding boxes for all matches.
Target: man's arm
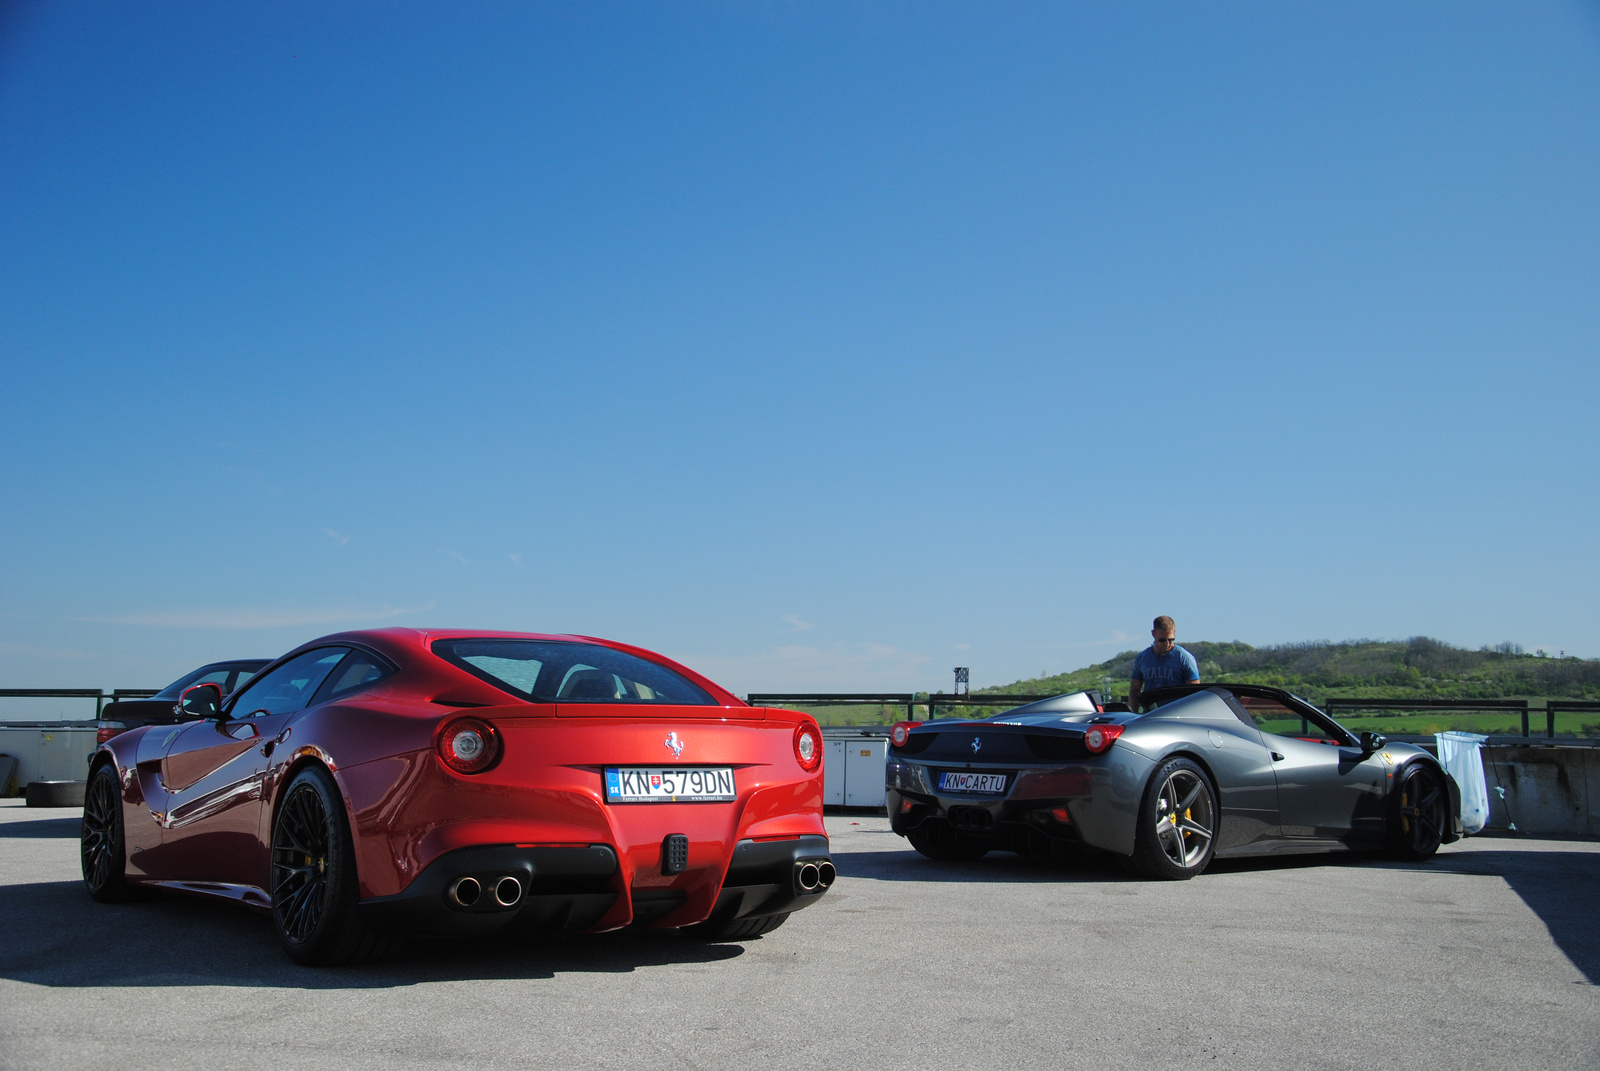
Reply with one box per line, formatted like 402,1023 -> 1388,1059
1128,677 -> 1143,710
1184,649 -> 1201,684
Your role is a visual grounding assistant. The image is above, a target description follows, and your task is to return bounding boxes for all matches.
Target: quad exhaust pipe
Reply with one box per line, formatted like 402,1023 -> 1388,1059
447,874 -> 524,910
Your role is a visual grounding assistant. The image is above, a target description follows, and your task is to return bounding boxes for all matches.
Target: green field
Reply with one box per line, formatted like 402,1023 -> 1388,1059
1307,712 -> 1600,738
767,703 -> 924,727
762,637 -> 1600,736
780,704 -> 1599,736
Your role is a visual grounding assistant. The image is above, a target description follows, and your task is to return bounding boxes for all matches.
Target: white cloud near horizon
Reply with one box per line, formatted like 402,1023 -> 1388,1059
782,614 -> 813,632
324,529 -> 350,546
76,603 -> 436,630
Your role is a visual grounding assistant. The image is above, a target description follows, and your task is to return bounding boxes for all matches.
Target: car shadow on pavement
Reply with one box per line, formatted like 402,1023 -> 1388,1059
0,815 -> 83,839
0,880 -> 748,990
847,839 -> 1600,986
833,847 -> 1138,884
1204,845 -> 1599,983
1409,848 -> 1599,985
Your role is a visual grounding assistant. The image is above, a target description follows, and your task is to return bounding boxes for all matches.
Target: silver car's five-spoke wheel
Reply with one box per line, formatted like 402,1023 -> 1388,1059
1132,757 -> 1218,880
1154,768 -> 1215,867
1388,763 -> 1447,861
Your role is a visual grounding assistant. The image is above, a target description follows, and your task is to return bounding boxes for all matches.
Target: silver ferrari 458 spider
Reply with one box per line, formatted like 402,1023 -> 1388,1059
885,683 -> 1463,879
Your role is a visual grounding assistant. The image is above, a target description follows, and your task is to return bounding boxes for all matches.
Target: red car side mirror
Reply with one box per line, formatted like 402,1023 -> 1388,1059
178,683 -> 224,720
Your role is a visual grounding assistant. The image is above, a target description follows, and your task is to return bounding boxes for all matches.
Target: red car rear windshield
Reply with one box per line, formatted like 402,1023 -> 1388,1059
432,639 -> 717,705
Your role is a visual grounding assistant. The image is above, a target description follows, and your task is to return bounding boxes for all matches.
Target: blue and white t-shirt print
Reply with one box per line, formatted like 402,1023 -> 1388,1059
1131,645 -> 1201,690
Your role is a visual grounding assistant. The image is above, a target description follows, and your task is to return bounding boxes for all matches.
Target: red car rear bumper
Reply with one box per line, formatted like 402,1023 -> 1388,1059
357,834 -> 832,937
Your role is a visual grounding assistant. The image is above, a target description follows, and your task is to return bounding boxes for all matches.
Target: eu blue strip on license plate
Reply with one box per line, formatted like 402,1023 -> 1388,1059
938,771 -> 1008,794
604,766 -> 737,803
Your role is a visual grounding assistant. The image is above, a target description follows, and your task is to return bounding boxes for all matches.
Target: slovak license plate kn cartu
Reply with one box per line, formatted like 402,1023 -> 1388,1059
938,771 -> 1008,794
604,767 -> 736,803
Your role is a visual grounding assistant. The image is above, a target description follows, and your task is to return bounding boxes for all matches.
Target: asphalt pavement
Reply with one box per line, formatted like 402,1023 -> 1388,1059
1,797 -> 1596,1070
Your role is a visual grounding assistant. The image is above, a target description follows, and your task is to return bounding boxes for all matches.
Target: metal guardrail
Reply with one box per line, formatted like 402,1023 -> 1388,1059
752,691 -> 1600,739
0,688 -> 162,719
1321,697 -> 1600,739
5,686 -> 1596,738
926,694 -> 1064,718
748,692 -> 1072,721
748,693 -> 922,720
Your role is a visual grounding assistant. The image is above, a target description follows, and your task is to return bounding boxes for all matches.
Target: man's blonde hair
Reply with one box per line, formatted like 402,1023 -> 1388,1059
1153,615 -> 1175,632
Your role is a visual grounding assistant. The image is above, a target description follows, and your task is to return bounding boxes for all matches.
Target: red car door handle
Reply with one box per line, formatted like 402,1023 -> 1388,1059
261,727 -> 291,758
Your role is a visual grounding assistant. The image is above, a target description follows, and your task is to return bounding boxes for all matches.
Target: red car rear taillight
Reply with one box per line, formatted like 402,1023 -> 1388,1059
1083,724 -> 1125,754
435,716 -> 501,774
793,724 -> 822,772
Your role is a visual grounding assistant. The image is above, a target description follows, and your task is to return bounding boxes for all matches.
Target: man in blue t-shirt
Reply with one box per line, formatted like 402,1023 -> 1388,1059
1127,615 -> 1200,709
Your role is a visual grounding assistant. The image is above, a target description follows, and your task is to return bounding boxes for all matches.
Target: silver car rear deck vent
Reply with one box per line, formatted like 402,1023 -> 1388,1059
662,834 -> 689,875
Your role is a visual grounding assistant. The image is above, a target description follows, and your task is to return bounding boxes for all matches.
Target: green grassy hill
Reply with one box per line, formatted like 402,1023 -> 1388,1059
974,637 -> 1600,736
767,638 -> 1600,733
981,637 -> 1600,703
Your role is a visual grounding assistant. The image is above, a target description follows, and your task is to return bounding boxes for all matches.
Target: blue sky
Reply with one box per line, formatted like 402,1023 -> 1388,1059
2,2 -> 1598,704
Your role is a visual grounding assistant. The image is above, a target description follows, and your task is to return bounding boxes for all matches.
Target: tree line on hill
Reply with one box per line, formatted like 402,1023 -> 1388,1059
979,637 -> 1600,703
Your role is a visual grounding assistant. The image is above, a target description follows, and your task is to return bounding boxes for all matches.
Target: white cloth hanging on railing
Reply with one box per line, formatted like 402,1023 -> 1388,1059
1435,731 -> 1490,835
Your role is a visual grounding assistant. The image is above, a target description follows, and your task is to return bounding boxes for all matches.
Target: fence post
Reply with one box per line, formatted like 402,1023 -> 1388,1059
1519,701 -> 1529,738
1546,704 -> 1555,738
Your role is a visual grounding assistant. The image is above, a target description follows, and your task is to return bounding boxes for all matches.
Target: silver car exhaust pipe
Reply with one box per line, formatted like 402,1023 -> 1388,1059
493,875 -> 523,908
796,862 -> 821,892
816,861 -> 836,889
448,876 -> 482,908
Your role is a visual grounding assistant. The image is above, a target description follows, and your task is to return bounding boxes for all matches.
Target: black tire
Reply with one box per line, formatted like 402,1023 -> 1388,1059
29,780 -> 87,807
685,912 -> 790,941
1130,757 -> 1218,880
270,765 -> 394,966
81,764 -> 137,902
1387,762 -> 1447,861
906,827 -> 989,862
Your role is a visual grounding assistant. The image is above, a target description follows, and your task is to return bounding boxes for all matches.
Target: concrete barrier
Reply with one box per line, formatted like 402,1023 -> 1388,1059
0,722 -> 97,797
1480,744 -> 1600,838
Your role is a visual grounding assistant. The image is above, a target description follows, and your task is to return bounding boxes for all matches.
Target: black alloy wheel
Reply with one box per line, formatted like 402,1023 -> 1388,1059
1388,763 -> 1447,861
81,763 -> 136,901
1130,756 -> 1218,880
270,765 -> 393,966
